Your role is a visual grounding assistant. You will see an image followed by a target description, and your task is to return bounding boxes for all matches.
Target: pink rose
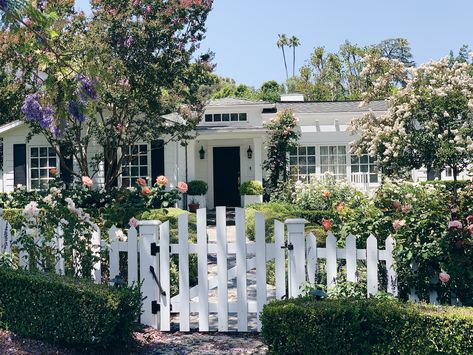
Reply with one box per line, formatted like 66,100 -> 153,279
322,218 -> 332,232
448,220 -> 463,230
141,187 -> 151,195
401,204 -> 412,213
136,177 -> 147,186
82,176 -> 93,188
128,217 -> 138,228
466,215 -> 473,224
392,200 -> 401,210
177,182 -> 188,193
439,272 -> 450,283
392,219 -> 406,231
468,224 -> 473,235
156,175 -> 168,186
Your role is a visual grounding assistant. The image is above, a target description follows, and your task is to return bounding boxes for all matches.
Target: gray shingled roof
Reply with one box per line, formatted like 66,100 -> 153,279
276,100 -> 387,113
208,97 -> 271,106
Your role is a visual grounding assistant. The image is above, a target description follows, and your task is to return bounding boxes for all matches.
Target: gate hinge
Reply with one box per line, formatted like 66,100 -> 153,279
151,300 -> 171,314
151,242 -> 159,256
150,242 -> 171,256
151,300 -> 160,314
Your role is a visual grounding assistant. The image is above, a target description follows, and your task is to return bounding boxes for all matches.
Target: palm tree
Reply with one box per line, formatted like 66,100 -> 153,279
289,36 -> 301,77
277,34 -> 289,81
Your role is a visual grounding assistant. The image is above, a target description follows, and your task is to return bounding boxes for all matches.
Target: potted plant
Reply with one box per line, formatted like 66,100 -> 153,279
187,180 -> 208,212
240,180 -> 264,207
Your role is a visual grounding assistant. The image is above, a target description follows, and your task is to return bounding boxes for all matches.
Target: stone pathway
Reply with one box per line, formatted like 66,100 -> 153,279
171,225 -> 276,332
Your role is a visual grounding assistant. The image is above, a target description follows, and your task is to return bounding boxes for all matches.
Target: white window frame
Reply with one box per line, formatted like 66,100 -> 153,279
28,145 -> 59,190
350,153 -> 379,184
289,145 -> 317,181
119,143 -> 151,188
319,145 -> 348,180
204,112 -> 248,123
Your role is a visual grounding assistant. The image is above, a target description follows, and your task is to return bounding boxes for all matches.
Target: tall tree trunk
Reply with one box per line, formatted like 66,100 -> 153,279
426,166 -> 441,180
292,46 -> 296,77
281,47 -> 289,82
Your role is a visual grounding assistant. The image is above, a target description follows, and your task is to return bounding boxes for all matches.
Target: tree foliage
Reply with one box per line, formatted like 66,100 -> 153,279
290,38 -> 415,101
210,76 -> 283,102
350,56 -> 473,182
0,0 -> 214,188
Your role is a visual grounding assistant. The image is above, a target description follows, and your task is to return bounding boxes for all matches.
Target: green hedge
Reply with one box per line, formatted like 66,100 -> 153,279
245,203 -> 332,242
0,267 -> 141,350
261,298 -> 473,355
239,180 -> 264,195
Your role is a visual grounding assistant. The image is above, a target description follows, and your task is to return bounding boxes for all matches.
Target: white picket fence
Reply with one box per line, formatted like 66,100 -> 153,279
0,207 -> 401,332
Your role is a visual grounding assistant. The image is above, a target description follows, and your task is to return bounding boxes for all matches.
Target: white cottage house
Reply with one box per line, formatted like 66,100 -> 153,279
0,94 -> 449,208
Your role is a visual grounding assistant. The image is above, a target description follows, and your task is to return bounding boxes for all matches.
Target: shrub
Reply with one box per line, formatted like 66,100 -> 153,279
0,267 -> 141,350
187,180 -> 208,195
261,298 -> 473,355
239,180 -> 264,196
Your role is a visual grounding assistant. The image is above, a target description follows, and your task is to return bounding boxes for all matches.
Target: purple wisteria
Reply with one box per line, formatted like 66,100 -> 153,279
78,75 -> 97,101
21,93 -> 59,135
67,100 -> 86,122
0,0 -> 8,11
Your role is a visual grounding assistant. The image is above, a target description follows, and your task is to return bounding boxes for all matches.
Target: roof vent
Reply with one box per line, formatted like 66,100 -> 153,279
280,93 -> 304,102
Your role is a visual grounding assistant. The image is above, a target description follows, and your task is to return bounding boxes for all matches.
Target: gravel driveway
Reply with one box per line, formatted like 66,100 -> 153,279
0,328 -> 267,354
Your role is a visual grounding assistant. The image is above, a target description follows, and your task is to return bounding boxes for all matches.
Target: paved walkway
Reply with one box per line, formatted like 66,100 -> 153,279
171,225 -> 276,332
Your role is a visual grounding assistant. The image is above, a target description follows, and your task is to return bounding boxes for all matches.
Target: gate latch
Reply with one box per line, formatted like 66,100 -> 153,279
149,265 -> 166,296
281,241 -> 294,250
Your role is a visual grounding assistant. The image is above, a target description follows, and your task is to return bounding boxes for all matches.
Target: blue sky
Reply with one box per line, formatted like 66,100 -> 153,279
76,0 -> 473,88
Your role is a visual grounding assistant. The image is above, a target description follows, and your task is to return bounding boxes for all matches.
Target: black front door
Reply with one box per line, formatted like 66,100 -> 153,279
213,147 -> 241,207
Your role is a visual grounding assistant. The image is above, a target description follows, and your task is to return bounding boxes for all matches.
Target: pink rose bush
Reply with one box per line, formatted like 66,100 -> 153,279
439,272 -> 450,283
82,176 -> 93,188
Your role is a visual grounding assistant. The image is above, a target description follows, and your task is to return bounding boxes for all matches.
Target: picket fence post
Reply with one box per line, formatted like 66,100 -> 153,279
138,220 -> 161,329
285,218 -> 307,298
196,208 -> 209,331
235,207 -> 248,332
216,206 -> 228,332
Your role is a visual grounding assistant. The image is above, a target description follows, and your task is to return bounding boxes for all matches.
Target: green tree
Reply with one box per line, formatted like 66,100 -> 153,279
257,80 -> 283,102
351,57 -> 473,188
1,0 -> 214,189
291,38 -> 414,101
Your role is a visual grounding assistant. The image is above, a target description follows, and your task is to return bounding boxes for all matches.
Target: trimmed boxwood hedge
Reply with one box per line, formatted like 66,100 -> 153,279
261,298 -> 473,355
0,267 -> 141,350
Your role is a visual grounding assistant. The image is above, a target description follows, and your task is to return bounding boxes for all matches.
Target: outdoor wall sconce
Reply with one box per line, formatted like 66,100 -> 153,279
247,146 -> 253,159
199,146 -> 205,159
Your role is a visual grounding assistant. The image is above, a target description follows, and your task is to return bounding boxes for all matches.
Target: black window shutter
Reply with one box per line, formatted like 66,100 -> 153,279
151,140 -> 165,180
60,146 -> 74,186
13,144 -> 27,187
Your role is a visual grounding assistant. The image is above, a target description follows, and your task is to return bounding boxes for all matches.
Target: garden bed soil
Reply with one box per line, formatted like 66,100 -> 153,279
0,328 -> 267,354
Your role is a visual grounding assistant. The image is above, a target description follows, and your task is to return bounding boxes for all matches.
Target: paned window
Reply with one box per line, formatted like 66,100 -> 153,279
351,154 -> 379,183
121,144 -> 150,187
203,113 -> 248,122
320,145 -> 347,180
30,146 -> 57,189
289,146 -> 316,180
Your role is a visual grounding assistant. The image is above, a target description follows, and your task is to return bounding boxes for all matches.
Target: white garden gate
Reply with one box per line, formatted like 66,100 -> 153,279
138,207 -> 398,332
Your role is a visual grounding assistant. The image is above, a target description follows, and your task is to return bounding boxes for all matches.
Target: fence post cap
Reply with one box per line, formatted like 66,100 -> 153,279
284,218 -> 308,225
137,220 -> 162,226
